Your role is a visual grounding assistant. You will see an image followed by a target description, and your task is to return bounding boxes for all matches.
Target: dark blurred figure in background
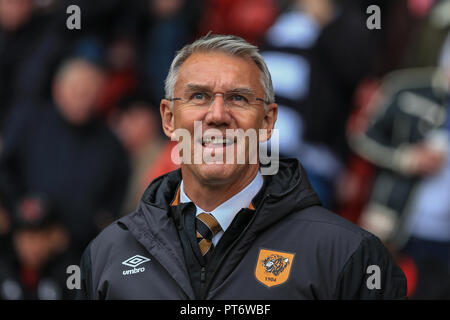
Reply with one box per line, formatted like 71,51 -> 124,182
0,0 -> 69,132
259,0 -> 373,209
0,194 -> 76,300
335,0 -> 450,224
110,93 -> 179,215
135,0 -> 203,101
0,57 -> 130,256
349,32 -> 450,298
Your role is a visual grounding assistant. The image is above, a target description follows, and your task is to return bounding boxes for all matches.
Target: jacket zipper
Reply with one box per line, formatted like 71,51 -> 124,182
200,266 -> 206,288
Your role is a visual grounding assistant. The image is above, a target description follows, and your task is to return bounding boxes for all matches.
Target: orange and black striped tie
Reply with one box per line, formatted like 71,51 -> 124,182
196,213 -> 222,261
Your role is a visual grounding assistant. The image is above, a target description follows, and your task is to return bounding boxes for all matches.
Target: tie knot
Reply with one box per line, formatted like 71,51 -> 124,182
196,212 -> 221,241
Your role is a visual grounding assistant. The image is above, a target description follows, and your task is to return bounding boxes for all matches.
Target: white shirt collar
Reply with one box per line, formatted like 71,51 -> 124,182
179,171 -> 263,232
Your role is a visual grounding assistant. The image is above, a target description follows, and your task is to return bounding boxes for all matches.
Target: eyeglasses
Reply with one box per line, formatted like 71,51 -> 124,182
167,89 -> 269,109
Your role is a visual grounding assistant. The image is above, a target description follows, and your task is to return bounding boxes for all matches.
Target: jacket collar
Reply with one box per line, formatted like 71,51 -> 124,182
177,172 -> 262,232
139,158 -> 321,219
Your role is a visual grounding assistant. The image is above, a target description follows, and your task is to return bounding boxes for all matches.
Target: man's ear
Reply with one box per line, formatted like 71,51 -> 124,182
160,99 -> 175,139
260,103 -> 277,142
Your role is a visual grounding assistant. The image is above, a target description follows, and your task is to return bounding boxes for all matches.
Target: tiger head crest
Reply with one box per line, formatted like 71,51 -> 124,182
255,249 -> 295,288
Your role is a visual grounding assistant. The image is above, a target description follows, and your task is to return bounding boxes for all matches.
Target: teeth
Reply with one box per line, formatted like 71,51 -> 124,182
202,137 -> 233,145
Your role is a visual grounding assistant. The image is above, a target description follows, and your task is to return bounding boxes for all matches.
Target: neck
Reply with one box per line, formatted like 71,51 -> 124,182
181,165 -> 260,212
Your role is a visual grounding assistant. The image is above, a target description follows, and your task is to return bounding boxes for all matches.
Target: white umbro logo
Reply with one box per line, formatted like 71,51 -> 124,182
122,255 -> 151,275
122,255 -> 151,268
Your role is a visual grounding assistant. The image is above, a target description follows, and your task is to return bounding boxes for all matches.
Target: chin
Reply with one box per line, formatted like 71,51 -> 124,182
195,163 -> 240,185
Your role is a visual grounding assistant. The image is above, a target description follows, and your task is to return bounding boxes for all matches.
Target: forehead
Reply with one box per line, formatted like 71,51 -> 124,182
175,51 -> 263,93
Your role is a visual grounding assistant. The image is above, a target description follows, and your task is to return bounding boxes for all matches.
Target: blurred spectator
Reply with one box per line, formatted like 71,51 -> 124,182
335,0 -> 450,223
136,0 -> 203,100
0,57 -> 130,256
349,68 -> 449,249
0,194 -> 77,300
260,0 -> 373,208
110,93 -> 179,215
97,36 -> 138,117
335,78 -> 382,224
302,0 -> 374,164
0,0 -> 69,132
349,33 -> 450,298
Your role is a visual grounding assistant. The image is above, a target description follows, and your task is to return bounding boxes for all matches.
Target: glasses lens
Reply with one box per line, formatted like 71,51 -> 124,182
225,93 -> 252,108
182,90 -> 260,108
186,91 -> 211,106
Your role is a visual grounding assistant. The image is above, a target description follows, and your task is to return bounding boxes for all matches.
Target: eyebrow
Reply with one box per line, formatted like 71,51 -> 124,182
183,83 -> 257,96
183,83 -> 212,94
227,87 -> 257,96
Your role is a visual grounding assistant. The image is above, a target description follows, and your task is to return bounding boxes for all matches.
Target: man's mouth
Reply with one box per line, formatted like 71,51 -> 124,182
201,136 -> 236,148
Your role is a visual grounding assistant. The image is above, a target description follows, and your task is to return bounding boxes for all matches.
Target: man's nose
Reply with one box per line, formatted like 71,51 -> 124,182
205,93 -> 232,126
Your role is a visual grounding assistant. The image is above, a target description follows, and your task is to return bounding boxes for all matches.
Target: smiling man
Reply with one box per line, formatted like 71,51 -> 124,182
161,45 -> 277,212
77,34 -> 407,300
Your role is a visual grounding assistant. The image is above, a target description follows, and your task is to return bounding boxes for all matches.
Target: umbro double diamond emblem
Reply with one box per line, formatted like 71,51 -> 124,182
122,255 -> 151,275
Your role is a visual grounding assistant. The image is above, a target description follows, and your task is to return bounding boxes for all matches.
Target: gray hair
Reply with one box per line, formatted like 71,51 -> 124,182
164,34 -> 275,106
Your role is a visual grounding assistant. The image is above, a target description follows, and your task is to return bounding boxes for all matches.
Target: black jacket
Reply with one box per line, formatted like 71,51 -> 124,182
78,159 -> 407,299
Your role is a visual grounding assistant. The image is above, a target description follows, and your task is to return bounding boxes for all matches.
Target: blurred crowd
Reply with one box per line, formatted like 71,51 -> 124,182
0,0 -> 449,299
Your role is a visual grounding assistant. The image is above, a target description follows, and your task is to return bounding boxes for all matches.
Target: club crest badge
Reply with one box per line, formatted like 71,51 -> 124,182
255,248 -> 295,288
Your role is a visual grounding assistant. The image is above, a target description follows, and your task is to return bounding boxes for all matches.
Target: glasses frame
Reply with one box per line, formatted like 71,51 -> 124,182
167,91 -> 270,108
